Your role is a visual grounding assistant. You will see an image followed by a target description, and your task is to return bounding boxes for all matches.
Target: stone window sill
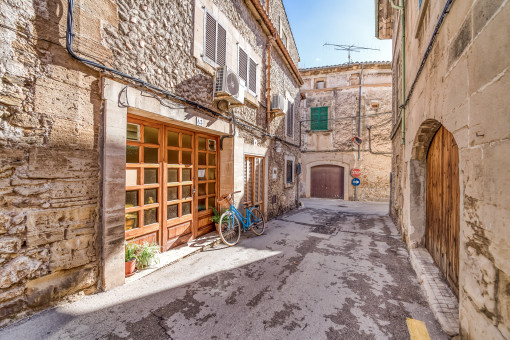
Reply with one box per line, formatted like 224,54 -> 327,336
306,129 -> 332,133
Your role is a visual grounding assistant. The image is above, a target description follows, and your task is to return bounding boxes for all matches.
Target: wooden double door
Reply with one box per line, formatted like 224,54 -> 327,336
125,115 -> 219,251
426,126 -> 460,296
310,165 -> 344,199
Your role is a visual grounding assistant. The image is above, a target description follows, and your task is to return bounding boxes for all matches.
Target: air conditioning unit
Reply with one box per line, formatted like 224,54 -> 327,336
271,94 -> 286,115
214,66 -> 245,107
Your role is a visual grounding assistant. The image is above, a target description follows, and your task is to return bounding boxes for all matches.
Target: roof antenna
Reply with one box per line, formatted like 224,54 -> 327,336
323,43 -> 380,64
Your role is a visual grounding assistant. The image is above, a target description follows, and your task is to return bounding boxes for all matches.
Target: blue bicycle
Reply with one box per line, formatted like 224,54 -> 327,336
217,191 -> 265,246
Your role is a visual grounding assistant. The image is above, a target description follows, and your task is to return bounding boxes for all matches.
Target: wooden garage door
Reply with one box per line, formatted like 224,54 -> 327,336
426,126 -> 460,296
310,165 -> 344,199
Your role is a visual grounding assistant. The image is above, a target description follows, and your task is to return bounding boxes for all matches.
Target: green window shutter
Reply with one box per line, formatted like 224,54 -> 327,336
311,107 -> 328,131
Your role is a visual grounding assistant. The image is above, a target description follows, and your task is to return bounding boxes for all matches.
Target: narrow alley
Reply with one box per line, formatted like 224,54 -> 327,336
0,200 -> 447,339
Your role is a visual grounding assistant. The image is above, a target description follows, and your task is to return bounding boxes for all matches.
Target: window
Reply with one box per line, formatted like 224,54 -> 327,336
311,107 -> 328,131
315,81 -> 325,89
204,11 -> 226,67
286,159 -> 294,184
286,100 -> 294,138
238,47 -> 257,95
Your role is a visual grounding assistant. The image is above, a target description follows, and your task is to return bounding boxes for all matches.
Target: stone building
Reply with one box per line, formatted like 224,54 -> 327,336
299,62 -> 392,201
377,0 -> 510,338
0,0 -> 302,324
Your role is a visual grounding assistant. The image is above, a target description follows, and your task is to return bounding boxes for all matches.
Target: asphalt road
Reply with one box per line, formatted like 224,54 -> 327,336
0,199 -> 448,339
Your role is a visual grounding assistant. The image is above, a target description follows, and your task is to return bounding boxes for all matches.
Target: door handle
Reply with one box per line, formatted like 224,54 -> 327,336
192,187 -> 196,197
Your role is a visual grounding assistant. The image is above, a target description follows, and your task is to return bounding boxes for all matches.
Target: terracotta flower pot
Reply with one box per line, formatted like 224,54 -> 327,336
125,259 -> 136,276
215,223 -> 220,233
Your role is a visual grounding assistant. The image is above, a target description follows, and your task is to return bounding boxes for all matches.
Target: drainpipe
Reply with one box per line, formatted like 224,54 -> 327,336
266,39 -> 273,128
357,63 -> 364,160
389,0 -> 405,145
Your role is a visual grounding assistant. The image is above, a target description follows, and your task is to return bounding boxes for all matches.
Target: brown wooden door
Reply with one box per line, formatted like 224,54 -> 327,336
125,116 -> 219,251
426,126 -> 460,296
310,165 -> 344,199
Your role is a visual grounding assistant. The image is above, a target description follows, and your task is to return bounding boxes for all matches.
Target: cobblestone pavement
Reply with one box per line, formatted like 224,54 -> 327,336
0,199 -> 449,339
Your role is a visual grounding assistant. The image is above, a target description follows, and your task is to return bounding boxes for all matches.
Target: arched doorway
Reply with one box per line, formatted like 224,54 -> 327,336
426,126 -> 460,296
310,165 -> 344,199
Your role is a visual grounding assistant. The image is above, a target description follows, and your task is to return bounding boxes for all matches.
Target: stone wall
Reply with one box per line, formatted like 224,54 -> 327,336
0,0 -> 302,324
0,0 -> 109,325
386,0 -> 510,338
299,63 -> 392,201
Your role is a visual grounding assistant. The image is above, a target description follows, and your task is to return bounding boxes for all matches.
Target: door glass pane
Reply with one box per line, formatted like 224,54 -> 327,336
182,185 -> 192,199
208,182 -> 216,195
208,197 -> 215,210
126,169 -> 138,186
182,151 -> 192,165
198,198 -> 206,212
198,137 -> 206,150
144,147 -> 158,163
208,153 -> 216,166
167,204 -> 178,220
126,190 -> 138,208
125,212 -> 139,230
208,168 -> 216,180
182,202 -> 191,216
144,168 -> 158,184
167,131 -> 179,147
167,186 -> 178,201
198,152 -> 206,166
144,126 -> 159,144
144,189 -> 158,205
168,150 -> 179,164
168,168 -> 178,182
182,168 -> 191,182
182,134 -> 192,149
198,183 -> 206,196
208,139 -> 216,151
127,123 -> 140,141
198,169 -> 206,180
144,208 -> 158,225
126,146 -> 139,163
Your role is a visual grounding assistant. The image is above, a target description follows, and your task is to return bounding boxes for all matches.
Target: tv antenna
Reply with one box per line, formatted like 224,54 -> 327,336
324,43 -> 380,64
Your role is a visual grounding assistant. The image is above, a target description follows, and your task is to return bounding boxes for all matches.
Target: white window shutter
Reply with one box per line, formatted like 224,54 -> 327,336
217,24 -> 226,67
205,12 -> 217,62
239,47 -> 248,83
249,58 -> 257,93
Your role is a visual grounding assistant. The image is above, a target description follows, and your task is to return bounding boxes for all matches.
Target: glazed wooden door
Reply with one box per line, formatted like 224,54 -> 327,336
245,156 -> 265,211
426,126 -> 460,296
125,116 -> 219,250
310,165 -> 344,199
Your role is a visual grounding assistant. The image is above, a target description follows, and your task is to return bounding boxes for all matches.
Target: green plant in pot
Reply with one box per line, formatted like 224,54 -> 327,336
125,242 -> 139,277
211,208 -> 224,233
135,242 -> 161,270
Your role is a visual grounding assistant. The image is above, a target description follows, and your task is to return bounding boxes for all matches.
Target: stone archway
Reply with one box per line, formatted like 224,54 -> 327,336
407,119 -> 442,248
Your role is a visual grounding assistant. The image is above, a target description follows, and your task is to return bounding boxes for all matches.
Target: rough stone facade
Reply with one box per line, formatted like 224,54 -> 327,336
378,0 -> 510,338
0,0 -> 301,325
299,63 -> 392,201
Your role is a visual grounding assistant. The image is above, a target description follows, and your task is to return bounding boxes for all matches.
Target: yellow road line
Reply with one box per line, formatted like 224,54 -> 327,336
407,318 -> 431,340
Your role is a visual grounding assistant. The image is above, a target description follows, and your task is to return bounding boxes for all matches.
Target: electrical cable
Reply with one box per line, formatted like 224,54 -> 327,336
65,0 -> 301,149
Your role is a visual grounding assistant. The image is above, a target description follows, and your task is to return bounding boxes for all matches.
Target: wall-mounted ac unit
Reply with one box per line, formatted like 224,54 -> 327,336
214,66 -> 245,107
271,94 -> 286,115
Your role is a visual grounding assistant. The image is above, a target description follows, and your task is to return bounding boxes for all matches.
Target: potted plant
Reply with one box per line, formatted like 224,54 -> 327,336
211,208 -> 222,233
135,242 -> 160,270
125,242 -> 138,277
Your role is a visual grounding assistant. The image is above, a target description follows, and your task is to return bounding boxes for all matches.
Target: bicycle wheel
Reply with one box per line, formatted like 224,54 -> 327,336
250,207 -> 265,236
218,211 -> 241,246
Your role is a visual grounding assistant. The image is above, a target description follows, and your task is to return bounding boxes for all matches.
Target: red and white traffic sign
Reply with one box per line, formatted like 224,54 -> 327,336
351,168 -> 361,178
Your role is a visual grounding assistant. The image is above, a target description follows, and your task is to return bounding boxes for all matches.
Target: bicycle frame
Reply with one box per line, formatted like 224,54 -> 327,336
228,205 -> 261,231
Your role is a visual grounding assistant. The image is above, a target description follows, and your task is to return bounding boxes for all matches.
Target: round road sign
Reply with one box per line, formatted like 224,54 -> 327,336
352,178 -> 361,186
351,168 -> 361,178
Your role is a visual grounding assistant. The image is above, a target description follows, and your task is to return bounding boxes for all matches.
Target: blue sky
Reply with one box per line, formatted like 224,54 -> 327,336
282,0 -> 392,68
